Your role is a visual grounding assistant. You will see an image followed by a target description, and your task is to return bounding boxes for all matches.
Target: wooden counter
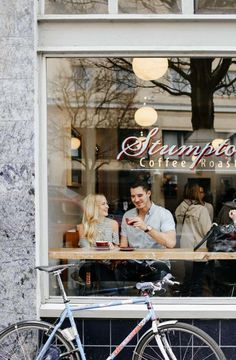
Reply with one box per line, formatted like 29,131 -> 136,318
49,248 -> 236,261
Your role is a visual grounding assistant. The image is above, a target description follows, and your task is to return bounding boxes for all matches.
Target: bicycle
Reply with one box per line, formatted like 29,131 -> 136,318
0,264 -> 226,360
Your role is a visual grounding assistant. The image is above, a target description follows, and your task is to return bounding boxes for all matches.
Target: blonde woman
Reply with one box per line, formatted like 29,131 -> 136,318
76,194 -> 119,287
77,194 -> 119,248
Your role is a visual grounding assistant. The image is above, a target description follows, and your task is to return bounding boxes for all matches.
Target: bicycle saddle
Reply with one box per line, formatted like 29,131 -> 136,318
36,264 -> 76,273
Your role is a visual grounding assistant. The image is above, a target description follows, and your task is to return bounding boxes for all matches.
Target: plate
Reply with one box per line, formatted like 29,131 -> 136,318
119,247 -> 135,251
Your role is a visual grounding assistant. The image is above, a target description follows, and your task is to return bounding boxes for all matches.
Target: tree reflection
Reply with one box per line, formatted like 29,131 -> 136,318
45,0 -> 108,14
103,57 -> 236,130
118,0 -> 181,14
48,58 -> 137,193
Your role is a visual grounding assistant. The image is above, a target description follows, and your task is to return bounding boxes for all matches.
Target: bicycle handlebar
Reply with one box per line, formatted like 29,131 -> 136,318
136,273 -> 180,293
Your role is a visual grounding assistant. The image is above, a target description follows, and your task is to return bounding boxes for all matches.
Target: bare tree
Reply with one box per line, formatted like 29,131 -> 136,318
50,58 -> 137,128
101,57 -> 236,130
48,58 -> 137,193
196,0 -> 236,13
46,0 -> 181,14
45,0 -> 107,14
118,0 -> 181,14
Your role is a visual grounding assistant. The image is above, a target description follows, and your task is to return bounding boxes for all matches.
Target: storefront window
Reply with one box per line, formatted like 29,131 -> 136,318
118,0 -> 181,14
195,0 -> 236,14
45,0 -> 108,14
47,57 -> 236,298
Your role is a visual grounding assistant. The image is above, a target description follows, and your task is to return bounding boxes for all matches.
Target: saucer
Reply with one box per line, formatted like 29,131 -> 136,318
119,247 -> 134,251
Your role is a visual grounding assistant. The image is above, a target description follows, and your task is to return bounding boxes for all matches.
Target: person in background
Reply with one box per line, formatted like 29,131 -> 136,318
199,186 -> 214,222
77,193 -> 119,248
175,183 -> 212,296
215,188 -> 236,225
76,194 -> 119,286
119,180 -> 176,282
176,183 -> 212,250
209,209 -> 236,296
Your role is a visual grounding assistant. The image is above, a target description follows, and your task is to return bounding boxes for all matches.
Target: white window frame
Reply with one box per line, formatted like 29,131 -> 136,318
36,0 -> 236,318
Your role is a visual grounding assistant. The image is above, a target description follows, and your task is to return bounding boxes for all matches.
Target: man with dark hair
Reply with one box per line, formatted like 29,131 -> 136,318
120,180 -> 176,250
118,180 -> 176,282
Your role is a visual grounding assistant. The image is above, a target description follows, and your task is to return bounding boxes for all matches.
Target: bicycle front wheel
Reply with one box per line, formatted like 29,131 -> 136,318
0,320 -> 78,360
133,322 -> 226,360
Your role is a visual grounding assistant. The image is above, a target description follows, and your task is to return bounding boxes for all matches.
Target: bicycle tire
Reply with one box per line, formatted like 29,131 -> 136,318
133,321 -> 226,360
0,320 -> 79,360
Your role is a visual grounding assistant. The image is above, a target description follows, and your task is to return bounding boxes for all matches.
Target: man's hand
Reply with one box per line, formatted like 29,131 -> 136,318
127,217 -> 176,248
127,216 -> 147,231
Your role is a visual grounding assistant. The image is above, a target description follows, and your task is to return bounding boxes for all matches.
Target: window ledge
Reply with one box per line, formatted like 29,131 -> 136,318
37,14 -> 236,22
40,301 -> 236,319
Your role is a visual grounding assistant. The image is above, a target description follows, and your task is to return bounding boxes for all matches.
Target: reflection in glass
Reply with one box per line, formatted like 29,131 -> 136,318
45,0 -> 108,14
195,0 -> 236,14
47,57 -> 236,297
118,0 -> 181,14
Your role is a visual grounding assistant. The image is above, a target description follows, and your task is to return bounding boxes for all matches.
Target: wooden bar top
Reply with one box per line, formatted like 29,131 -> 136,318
48,247 -> 236,261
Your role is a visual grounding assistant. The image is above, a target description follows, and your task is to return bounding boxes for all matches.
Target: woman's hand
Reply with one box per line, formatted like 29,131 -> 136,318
109,242 -> 115,249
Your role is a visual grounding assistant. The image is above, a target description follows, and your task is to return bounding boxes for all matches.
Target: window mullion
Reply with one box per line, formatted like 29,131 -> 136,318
38,0 -> 45,15
108,0 -> 118,14
181,0 -> 194,14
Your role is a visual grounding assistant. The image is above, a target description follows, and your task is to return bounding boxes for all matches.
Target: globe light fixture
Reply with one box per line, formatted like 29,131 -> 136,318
134,106 -> 158,127
71,137 -> 81,150
212,138 -> 224,149
132,58 -> 168,81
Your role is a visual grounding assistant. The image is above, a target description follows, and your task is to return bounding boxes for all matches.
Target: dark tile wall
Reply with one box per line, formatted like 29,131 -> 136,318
44,318 -> 236,359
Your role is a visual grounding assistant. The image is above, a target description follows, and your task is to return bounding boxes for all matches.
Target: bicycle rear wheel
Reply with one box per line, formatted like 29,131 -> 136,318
0,320 -> 78,360
133,322 -> 226,360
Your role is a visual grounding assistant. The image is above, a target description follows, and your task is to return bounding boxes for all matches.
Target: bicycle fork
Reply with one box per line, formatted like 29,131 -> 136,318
153,320 -> 178,360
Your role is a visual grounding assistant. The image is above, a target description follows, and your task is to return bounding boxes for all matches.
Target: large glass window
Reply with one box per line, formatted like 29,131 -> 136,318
118,0 -> 181,14
47,57 -> 236,298
195,0 -> 236,14
43,0 -> 236,15
44,0 -> 181,14
45,0 -> 108,14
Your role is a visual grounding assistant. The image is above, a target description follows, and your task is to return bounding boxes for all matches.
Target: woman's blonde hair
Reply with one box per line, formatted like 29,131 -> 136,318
82,194 -> 106,245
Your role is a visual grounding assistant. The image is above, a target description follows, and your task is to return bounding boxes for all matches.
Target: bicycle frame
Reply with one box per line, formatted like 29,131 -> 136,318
36,294 -> 158,360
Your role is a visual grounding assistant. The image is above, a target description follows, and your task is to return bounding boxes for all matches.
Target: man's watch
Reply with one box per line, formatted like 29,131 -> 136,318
144,225 -> 152,233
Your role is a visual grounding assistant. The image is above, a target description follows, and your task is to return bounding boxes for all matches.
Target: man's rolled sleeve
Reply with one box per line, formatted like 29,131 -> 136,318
160,209 -> 176,232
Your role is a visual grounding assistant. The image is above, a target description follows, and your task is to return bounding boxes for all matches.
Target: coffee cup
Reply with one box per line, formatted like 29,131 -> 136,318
96,241 -> 109,248
126,218 -> 135,226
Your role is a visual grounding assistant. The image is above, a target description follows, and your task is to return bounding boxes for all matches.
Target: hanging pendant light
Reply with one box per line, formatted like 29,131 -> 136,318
132,58 -> 168,81
71,137 -> 81,150
212,138 -> 224,149
134,106 -> 158,127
